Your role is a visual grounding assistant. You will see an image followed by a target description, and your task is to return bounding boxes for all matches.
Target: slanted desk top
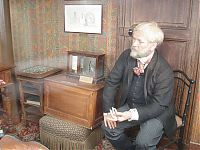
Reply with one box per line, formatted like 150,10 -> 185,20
17,65 -> 62,79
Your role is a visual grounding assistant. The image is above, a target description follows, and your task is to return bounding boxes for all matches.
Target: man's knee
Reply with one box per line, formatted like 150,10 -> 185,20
135,133 -> 153,148
135,119 -> 164,148
101,122 -> 122,140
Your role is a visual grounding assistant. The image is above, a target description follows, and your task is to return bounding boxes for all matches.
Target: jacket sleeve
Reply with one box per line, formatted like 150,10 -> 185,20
136,67 -> 174,123
103,50 -> 129,113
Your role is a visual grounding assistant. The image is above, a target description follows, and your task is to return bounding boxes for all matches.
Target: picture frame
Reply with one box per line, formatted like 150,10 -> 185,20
64,4 -> 102,34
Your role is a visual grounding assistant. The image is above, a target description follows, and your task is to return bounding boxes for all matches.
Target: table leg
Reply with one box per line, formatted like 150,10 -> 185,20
3,96 -> 15,133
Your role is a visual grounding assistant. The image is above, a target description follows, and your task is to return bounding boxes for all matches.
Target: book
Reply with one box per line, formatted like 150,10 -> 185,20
26,100 -> 40,106
25,95 -> 40,106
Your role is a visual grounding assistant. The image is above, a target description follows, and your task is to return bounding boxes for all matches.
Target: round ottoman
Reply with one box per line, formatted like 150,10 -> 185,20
39,115 -> 103,150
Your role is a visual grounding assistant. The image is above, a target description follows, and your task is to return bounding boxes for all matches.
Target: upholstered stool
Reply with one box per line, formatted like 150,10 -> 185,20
39,115 -> 103,150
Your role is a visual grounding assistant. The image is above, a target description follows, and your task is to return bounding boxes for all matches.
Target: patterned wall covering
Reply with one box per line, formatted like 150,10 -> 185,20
9,0 -> 118,73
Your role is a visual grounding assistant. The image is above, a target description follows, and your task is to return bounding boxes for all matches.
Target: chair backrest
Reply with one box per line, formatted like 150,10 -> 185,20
173,70 -> 195,126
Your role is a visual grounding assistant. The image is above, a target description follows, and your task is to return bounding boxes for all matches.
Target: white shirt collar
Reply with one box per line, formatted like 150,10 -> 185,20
137,51 -> 154,65
137,51 -> 154,69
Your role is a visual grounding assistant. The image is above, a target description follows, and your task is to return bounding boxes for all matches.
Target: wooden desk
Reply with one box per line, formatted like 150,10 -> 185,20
44,74 -> 104,129
0,64 -> 14,132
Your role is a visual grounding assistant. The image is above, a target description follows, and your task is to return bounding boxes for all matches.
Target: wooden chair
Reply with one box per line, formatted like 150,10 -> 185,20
159,70 -> 195,150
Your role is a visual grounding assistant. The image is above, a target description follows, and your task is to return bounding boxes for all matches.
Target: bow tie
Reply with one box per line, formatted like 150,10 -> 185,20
133,61 -> 145,76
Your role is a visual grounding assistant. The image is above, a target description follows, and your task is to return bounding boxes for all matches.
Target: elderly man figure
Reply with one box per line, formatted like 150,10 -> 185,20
101,22 -> 176,150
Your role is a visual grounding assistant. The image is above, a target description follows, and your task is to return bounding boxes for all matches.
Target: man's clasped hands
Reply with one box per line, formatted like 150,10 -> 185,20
103,107 -> 132,129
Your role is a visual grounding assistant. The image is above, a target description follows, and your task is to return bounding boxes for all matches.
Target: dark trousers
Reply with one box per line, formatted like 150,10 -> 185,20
101,104 -> 164,150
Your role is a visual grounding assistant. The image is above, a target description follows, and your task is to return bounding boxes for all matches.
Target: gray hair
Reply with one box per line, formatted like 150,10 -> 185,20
133,22 -> 164,45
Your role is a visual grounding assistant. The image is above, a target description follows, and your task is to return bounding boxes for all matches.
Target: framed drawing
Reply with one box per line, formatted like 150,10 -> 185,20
64,4 -> 102,34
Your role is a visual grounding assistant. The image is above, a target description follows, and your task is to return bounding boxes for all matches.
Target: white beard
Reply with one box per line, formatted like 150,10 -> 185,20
130,47 -> 149,59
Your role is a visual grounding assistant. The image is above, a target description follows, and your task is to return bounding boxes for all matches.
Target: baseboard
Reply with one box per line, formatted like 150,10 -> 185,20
189,142 -> 200,149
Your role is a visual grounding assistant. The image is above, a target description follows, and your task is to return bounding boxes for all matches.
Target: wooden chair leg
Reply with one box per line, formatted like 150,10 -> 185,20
178,127 -> 184,150
178,138 -> 184,150
2,96 -> 15,133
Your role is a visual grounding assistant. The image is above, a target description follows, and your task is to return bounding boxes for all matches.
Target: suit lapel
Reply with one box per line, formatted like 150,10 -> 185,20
144,50 -> 158,100
127,56 -> 136,88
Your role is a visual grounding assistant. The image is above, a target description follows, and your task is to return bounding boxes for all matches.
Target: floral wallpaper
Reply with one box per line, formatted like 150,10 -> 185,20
9,0 -> 118,73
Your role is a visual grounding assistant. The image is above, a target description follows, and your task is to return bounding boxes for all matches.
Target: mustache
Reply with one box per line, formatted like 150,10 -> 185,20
131,47 -> 138,52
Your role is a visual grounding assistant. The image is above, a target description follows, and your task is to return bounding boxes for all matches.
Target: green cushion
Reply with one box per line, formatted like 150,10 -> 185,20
39,115 -> 103,150
39,115 -> 92,141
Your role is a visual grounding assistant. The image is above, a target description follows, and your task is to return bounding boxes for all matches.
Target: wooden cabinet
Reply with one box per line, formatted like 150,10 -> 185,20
44,74 -> 104,129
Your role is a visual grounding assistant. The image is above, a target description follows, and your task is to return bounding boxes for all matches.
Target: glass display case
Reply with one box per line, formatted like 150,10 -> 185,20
66,50 -> 105,83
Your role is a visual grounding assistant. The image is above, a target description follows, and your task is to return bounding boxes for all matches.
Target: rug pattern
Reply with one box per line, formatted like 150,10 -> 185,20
15,121 -> 40,142
94,139 -> 115,150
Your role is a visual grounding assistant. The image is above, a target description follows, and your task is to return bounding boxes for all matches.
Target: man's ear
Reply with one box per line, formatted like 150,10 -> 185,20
150,42 -> 158,51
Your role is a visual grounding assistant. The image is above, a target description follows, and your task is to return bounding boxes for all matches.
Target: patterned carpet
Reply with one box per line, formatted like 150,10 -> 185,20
94,138 -> 178,150
94,139 -> 115,150
15,121 -> 40,142
94,139 -> 178,150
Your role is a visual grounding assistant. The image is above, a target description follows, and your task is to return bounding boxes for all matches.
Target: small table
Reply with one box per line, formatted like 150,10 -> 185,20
17,65 -> 62,124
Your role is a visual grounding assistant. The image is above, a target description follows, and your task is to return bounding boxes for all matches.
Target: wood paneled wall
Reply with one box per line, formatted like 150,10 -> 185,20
0,0 -> 14,65
190,30 -> 200,145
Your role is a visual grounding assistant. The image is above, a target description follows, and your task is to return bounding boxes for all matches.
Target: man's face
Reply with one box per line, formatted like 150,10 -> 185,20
130,30 -> 156,59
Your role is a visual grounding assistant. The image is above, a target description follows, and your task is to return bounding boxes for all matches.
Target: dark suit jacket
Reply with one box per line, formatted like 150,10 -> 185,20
103,49 -> 177,138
